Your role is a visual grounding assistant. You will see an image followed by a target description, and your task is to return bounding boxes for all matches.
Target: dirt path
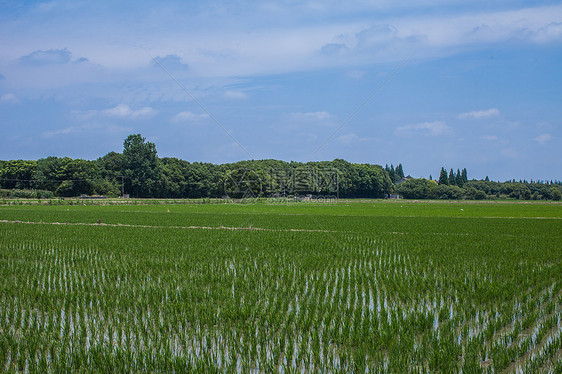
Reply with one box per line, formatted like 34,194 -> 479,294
0,219 -> 337,233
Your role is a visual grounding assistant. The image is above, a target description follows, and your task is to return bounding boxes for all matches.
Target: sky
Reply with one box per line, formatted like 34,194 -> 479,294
0,0 -> 561,181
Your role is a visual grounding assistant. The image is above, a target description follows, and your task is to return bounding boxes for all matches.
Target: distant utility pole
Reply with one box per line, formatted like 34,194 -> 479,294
119,176 -> 125,197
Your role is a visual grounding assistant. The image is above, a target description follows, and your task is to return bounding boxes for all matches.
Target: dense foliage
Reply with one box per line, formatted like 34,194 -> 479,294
395,178 -> 562,201
0,135 -> 392,199
0,134 -> 560,200
1,202 -> 560,372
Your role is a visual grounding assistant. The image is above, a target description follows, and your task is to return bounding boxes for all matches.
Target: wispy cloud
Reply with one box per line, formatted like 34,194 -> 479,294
18,48 -> 89,66
458,108 -> 500,119
44,123 -> 132,138
534,133 -> 552,144
320,43 -> 348,55
173,111 -> 209,122
336,132 -> 371,145
346,69 -> 365,79
102,104 -> 156,119
71,109 -> 97,121
0,1 -> 560,180
0,93 -> 19,104
4,5 -> 562,79
44,126 -> 77,137
223,90 -> 248,99
18,48 -> 72,65
396,121 -> 451,136
152,54 -> 189,71
531,21 -> 562,43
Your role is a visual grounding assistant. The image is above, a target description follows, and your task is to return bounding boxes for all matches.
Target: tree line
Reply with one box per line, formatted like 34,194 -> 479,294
435,167 -> 468,187
0,134 -> 560,200
395,176 -> 561,201
0,134 -> 392,199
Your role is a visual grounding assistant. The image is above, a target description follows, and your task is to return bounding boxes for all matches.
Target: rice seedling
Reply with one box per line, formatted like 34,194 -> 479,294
0,201 -> 560,372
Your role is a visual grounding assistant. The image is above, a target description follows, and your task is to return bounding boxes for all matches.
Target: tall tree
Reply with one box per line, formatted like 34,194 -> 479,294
449,168 -> 456,186
396,164 -> 404,179
455,169 -> 462,186
122,134 -> 162,197
438,168 -> 448,185
461,168 -> 468,185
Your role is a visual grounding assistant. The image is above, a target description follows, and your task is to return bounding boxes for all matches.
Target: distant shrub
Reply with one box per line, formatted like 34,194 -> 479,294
1,189 -> 54,199
550,187 -> 561,201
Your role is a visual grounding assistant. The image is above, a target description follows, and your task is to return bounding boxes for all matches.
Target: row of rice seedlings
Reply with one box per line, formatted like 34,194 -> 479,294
1,212 -> 560,372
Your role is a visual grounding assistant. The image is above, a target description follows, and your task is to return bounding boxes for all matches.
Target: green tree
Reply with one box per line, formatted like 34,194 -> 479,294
438,168 -> 448,185
160,157 -> 190,198
461,168 -> 468,185
55,159 -> 100,196
350,163 -> 388,198
184,162 -> 221,198
32,157 -> 105,197
455,169 -> 462,186
448,168 -> 456,186
430,184 -> 463,200
549,187 -> 561,201
97,152 -> 123,179
395,164 -> 404,179
122,134 -> 163,197
395,178 -> 437,199
97,151 -> 124,196
0,160 -> 37,189
502,183 -> 531,200
33,157 -> 70,192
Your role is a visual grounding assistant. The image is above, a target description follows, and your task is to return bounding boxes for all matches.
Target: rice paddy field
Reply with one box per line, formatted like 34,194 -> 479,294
1,200 -> 561,372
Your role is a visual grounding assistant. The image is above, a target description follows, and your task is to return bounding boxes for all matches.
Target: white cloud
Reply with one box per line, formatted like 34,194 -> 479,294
291,111 -> 332,120
19,48 -> 72,65
173,111 -> 209,122
44,126 -> 77,137
336,132 -> 371,145
320,43 -> 348,55
152,54 -> 189,71
534,133 -> 552,144
458,108 -> 500,119
223,90 -> 248,99
395,121 -> 451,136
337,133 -> 358,145
43,123 -> 132,138
71,109 -> 97,121
3,4 -> 562,80
346,69 -> 365,79
531,22 -> 562,43
397,6 -> 562,49
0,93 -> 19,104
102,104 -> 156,119
16,48 -> 89,68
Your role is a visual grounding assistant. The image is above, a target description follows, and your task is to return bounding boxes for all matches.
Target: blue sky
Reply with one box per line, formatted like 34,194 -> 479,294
0,0 -> 561,181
